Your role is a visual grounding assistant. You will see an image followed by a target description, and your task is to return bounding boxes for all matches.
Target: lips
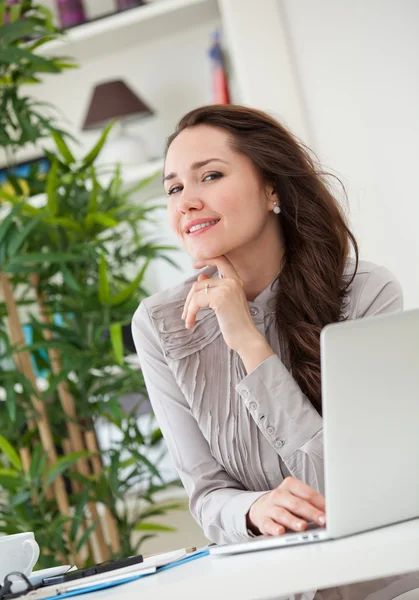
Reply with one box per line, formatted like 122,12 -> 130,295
186,220 -> 220,237
184,219 -> 220,234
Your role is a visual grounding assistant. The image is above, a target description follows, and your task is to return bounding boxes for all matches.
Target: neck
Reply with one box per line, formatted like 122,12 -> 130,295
226,218 -> 285,301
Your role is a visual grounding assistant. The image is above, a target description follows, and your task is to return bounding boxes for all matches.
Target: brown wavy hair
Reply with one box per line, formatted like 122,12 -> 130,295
165,104 -> 358,415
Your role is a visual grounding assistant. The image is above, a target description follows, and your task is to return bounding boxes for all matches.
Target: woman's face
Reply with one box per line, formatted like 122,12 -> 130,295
163,124 -> 278,261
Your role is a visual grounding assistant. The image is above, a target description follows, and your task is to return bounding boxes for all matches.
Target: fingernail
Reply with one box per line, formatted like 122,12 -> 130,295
318,515 -> 326,525
295,522 -> 303,529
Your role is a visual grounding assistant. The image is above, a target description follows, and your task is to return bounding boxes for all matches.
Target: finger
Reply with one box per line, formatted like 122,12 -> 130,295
182,276 -> 214,321
192,256 -> 240,281
182,285 -> 195,321
270,506 -> 307,532
182,278 -> 207,320
273,491 -> 325,527
258,517 -> 286,537
282,477 -> 326,513
184,292 -> 208,329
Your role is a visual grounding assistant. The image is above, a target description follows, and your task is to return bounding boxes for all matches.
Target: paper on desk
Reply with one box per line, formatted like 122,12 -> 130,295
19,548 -> 210,600
22,565 -> 157,600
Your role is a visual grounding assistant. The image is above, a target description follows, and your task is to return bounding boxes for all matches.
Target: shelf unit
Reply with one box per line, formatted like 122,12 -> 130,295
40,0 -> 219,62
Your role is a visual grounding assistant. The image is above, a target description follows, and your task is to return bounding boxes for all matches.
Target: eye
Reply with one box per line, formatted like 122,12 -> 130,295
167,184 -> 183,196
203,171 -> 222,182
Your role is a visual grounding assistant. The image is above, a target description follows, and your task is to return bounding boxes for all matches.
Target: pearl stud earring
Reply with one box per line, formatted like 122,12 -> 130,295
273,202 -> 281,215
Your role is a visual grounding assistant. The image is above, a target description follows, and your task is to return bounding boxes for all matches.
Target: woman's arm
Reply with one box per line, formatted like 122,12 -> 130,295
132,302 -> 267,545
236,265 -> 404,496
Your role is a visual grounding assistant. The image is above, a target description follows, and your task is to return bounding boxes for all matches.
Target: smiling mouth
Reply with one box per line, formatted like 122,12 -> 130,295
187,220 -> 220,235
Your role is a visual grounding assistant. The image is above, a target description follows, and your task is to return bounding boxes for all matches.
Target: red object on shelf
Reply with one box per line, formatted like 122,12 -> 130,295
208,30 -> 230,104
56,0 -> 87,28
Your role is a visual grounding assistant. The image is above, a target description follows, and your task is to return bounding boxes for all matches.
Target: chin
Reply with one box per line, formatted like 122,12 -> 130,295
189,246 -> 229,262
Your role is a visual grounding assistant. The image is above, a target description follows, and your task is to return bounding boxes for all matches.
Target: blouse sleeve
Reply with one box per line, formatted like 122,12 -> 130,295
235,264 -> 404,496
132,302 -> 267,545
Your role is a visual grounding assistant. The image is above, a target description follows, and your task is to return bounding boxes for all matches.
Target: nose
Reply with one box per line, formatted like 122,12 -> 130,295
177,189 -> 204,214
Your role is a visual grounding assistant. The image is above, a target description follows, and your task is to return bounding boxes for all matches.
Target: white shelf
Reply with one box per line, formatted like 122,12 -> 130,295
39,0 -> 219,62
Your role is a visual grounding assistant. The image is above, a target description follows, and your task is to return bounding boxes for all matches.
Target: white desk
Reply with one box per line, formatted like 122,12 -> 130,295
85,518 -> 419,600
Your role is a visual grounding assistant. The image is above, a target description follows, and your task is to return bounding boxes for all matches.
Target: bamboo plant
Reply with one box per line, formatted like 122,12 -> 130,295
0,0 -> 183,568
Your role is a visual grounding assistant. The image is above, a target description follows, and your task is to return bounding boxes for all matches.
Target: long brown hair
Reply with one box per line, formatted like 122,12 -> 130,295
165,104 -> 358,415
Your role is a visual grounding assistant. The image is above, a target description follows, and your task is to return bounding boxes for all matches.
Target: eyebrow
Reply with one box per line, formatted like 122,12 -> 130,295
162,158 -> 229,183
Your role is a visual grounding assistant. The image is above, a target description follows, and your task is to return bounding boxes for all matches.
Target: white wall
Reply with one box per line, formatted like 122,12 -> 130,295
281,0 -> 419,309
16,18 -> 218,164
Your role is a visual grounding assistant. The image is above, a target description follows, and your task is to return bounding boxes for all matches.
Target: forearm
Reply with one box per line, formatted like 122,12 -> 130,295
192,485 -> 268,544
236,353 -> 323,476
236,333 -> 275,375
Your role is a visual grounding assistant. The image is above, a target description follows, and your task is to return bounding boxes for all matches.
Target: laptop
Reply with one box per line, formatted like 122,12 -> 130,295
210,308 -> 419,556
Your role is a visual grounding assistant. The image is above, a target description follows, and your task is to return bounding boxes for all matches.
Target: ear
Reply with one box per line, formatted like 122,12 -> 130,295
265,185 -> 280,211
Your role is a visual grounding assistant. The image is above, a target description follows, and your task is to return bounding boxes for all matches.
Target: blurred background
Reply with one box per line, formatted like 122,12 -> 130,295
3,0 -> 418,306
0,0 -> 418,564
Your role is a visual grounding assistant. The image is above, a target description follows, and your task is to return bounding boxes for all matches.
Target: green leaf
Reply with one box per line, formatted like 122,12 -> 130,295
98,254 -> 110,304
110,322 -> 123,365
29,443 -> 46,482
85,212 -> 118,230
0,468 -> 19,479
75,520 -> 99,553
51,131 -> 75,164
81,121 -> 116,168
0,47 -> 61,73
44,216 -> 82,231
0,435 -> 22,471
109,452 -> 120,497
6,252 -> 84,265
7,214 -> 44,258
46,159 -> 58,216
5,379 -> 16,423
87,172 -> 99,213
150,428 -> 163,446
0,201 -> 24,249
61,264 -> 81,292
109,258 -> 150,306
0,190 -> 42,216
133,522 -> 176,533
11,491 -> 31,507
139,502 -> 186,520
131,451 -> 164,482
0,18 -> 42,43
0,474 -> 21,492
9,1 -> 21,23
50,58 -> 79,70
70,486 -> 89,541
0,2 -> 5,27
36,4 -> 55,30
45,451 -> 90,486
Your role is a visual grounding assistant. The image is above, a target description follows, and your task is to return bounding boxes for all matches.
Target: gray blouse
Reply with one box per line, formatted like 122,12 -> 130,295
131,259 -> 403,546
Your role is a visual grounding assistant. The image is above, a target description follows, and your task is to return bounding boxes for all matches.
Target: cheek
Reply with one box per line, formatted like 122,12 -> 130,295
167,204 -> 180,234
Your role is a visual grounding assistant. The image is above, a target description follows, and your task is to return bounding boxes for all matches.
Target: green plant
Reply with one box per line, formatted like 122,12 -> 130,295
0,0 -> 184,568
0,0 -> 77,157
0,126 -> 183,568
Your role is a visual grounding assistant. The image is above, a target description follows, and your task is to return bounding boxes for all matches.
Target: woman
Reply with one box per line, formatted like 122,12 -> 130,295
132,105 -> 416,599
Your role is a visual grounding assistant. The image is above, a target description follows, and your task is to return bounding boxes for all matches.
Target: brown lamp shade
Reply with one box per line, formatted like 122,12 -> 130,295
82,80 -> 154,131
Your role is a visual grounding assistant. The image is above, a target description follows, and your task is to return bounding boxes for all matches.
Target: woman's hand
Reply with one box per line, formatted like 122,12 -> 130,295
247,477 -> 326,536
182,256 -> 264,352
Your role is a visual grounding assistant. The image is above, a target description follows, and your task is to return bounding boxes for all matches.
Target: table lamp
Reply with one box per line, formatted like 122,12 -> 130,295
81,79 -> 154,166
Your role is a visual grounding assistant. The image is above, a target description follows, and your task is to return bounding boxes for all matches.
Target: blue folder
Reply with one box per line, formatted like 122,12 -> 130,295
31,549 -> 210,600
